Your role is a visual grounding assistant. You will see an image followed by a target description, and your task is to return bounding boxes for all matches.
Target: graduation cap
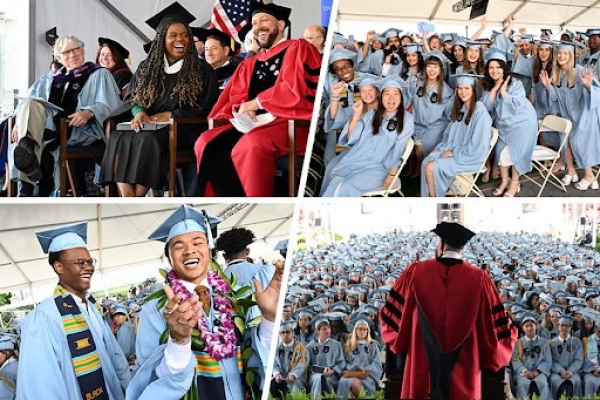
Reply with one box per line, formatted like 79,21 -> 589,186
145,1 -> 196,33
148,205 -> 222,249
431,222 -> 476,248
558,315 -> 574,325
401,43 -> 424,53
114,305 -> 128,315
536,40 -> 554,49
382,28 -> 399,40
587,29 -> 600,38
546,304 -> 564,315
576,31 -> 588,41
98,37 -> 130,60
274,239 -> 288,257
464,40 -> 483,49
423,50 -> 451,64
251,2 -> 291,26
484,48 -> 507,63
540,28 -> 553,37
279,320 -> 295,332
36,221 -> 88,254
519,311 -> 539,325
46,27 -> 58,47
312,316 -> 330,330
329,48 -> 357,66
374,75 -> 410,94
518,34 -> 535,43
440,33 -> 454,43
0,334 -> 16,351
143,40 -> 154,54
293,309 -> 314,320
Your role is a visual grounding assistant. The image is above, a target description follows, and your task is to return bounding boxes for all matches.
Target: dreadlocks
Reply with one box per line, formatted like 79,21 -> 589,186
133,22 -> 204,109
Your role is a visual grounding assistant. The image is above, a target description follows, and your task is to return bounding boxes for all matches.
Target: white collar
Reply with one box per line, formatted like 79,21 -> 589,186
164,55 -> 184,74
181,277 -> 209,293
318,338 -> 329,344
524,335 -> 538,342
559,334 -> 571,341
440,251 -> 462,259
226,258 -> 247,267
216,59 -> 231,69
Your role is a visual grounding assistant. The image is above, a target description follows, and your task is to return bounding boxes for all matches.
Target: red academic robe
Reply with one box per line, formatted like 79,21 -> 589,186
194,39 -> 321,196
380,258 -> 517,399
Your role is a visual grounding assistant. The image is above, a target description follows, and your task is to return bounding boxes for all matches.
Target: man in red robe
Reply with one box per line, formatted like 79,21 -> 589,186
380,222 -> 517,399
194,3 -> 321,197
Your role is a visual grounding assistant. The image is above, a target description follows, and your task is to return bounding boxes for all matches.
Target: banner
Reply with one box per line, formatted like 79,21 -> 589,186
321,0 -> 333,27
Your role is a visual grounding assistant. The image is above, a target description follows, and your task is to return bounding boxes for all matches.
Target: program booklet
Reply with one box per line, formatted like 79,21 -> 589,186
14,95 -> 64,112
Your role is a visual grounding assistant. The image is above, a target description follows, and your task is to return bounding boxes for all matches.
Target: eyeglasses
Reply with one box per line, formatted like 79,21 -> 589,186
280,330 -> 292,334
333,64 -> 352,72
61,258 -> 97,268
60,47 -> 82,57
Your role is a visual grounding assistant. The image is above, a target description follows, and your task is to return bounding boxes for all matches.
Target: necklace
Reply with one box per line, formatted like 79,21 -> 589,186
167,270 -> 237,361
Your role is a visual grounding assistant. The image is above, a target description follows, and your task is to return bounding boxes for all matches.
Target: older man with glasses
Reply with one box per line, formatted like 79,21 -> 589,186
17,221 -> 131,399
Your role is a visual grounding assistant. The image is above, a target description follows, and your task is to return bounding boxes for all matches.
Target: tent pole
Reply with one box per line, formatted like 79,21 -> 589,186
97,204 -> 108,298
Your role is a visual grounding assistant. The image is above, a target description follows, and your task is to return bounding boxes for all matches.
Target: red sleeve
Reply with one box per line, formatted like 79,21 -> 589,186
208,58 -> 256,120
256,40 -> 322,120
379,263 -> 416,354
477,273 -> 518,371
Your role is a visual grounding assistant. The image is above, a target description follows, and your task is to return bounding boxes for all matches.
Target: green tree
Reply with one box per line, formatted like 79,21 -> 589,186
0,292 -> 12,306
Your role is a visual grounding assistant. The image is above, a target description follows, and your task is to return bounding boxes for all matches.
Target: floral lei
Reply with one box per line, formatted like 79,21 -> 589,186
167,269 -> 237,361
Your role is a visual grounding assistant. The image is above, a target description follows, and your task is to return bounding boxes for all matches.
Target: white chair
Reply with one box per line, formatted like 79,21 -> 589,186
362,138 -> 414,197
447,127 -> 499,197
521,115 -> 572,197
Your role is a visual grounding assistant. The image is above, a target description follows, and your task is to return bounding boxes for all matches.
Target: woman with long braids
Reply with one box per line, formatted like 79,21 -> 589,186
100,3 -> 218,197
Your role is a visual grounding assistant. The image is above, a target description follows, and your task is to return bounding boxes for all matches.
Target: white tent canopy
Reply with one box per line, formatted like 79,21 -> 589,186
335,0 -> 600,32
0,203 -> 294,297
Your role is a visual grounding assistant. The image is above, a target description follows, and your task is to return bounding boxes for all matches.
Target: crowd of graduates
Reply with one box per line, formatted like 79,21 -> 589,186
279,226 -> 600,399
308,14 -> 600,197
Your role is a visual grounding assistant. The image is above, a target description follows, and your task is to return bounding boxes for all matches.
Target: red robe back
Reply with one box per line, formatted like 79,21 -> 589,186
380,258 -> 517,399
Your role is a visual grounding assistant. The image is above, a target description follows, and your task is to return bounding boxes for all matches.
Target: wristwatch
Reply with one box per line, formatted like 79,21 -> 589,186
88,110 -> 95,120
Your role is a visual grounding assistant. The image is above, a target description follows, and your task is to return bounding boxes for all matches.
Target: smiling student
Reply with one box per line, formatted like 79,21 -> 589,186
17,222 -> 131,400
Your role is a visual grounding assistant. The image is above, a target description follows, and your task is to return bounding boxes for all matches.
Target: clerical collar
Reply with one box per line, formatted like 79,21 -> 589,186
164,55 -> 184,74
440,251 -> 462,259
226,259 -> 246,267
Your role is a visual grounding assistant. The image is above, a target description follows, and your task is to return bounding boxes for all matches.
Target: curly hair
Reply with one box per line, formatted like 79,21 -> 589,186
215,227 -> 256,255
133,21 -> 204,109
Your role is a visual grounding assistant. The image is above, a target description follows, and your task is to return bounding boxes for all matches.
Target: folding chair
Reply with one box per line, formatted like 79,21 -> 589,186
362,138 -> 414,197
447,127 -> 499,197
521,115 -> 572,197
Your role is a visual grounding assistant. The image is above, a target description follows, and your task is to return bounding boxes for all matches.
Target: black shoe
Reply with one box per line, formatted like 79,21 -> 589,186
14,138 -> 42,182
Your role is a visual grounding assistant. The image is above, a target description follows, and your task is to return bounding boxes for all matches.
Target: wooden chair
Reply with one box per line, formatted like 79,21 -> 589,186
59,118 -> 105,197
208,118 -> 310,197
104,117 -> 206,197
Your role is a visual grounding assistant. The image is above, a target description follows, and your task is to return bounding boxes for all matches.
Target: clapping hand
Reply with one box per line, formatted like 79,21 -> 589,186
540,71 -> 552,89
500,75 -> 511,98
581,67 -> 594,89
162,285 -> 202,341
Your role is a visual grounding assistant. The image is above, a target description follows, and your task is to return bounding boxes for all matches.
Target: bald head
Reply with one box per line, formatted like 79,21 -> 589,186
303,25 -> 326,51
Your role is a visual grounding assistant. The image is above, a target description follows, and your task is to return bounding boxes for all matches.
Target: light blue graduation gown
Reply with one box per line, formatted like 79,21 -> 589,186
225,260 -> 275,321
116,321 -> 136,359
128,295 -> 244,400
359,50 -> 403,77
0,358 -> 17,400
306,338 -> 346,398
335,341 -> 382,398
569,77 -> 600,168
22,68 -> 122,146
320,109 -> 414,197
512,52 -> 536,98
272,340 -> 307,391
583,333 -> 600,396
482,78 -> 538,175
510,336 -> 551,400
411,81 -> 454,156
578,51 -> 600,79
549,335 -> 583,398
17,295 -> 130,400
420,101 -> 493,197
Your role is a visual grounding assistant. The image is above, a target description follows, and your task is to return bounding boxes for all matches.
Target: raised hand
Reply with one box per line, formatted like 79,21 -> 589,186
540,70 -> 552,89
331,81 -> 345,97
162,284 -> 202,341
500,75 -> 511,98
581,67 -> 594,89
366,30 -> 376,41
352,99 -> 364,117
254,260 -> 283,322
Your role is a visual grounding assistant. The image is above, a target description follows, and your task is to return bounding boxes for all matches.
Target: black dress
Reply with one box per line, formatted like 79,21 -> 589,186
112,68 -> 133,90
99,58 -> 218,189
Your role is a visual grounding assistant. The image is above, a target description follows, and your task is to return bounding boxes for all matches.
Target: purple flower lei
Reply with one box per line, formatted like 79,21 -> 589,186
167,270 -> 237,361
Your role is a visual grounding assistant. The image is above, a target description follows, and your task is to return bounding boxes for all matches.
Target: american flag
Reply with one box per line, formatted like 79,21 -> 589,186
210,0 -> 261,42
